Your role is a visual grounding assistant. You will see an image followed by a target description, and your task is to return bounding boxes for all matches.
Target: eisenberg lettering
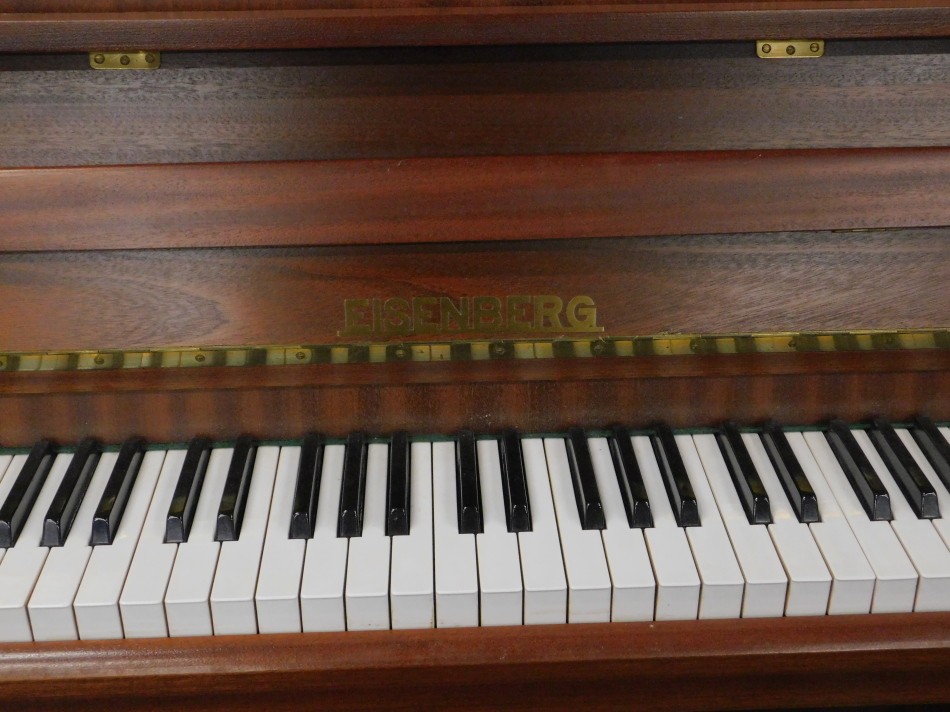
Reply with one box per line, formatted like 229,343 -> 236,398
340,296 -> 603,337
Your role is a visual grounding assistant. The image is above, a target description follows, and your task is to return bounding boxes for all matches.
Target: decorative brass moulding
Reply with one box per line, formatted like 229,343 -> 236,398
0,330 -> 946,373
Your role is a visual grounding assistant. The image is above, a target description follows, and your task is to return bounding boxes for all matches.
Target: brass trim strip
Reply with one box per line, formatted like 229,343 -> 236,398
0,330 -> 947,373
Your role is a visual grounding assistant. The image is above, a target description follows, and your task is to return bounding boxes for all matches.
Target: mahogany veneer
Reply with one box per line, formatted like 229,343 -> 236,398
5,2 -> 950,51
4,150 -> 950,251
0,614 -> 948,711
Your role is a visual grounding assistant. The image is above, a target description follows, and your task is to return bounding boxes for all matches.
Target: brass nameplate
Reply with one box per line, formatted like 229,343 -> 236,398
339,296 -> 604,337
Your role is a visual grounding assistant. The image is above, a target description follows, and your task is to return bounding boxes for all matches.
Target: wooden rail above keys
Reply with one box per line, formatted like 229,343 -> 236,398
0,613 -> 948,711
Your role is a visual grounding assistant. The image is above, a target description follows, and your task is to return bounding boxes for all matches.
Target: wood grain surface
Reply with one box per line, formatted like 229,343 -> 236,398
5,150 -> 950,249
4,3 -> 950,52
5,42 -> 950,167
0,229 -> 947,353
2,346 -> 946,442
0,613 -> 947,711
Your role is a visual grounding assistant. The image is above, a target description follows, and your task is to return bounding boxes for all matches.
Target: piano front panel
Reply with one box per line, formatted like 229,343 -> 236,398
1,230 -> 948,352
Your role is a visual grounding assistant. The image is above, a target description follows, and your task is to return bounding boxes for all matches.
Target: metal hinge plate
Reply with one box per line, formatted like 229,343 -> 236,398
756,40 -> 824,58
89,51 -> 161,69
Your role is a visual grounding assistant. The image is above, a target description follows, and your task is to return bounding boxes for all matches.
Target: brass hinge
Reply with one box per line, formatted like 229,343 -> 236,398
89,51 -> 161,69
756,40 -> 824,58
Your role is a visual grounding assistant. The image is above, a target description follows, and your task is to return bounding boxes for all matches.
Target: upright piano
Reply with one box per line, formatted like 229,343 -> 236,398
3,2 -> 950,710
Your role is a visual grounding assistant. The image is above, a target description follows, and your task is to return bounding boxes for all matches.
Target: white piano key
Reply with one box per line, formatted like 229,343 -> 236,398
784,432 -> 875,614
631,435 -> 700,620
518,438 -> 567,625
0,453 -> 23,572
476,439 -> 523,627
300,444 -> 348,632
693,434 -> 787,618
210,445 -> 280,635
164,447 -> 232,637
74,450 -> 166,640
390,441 -> 434,630
676,435 -> 744,620
120,449 -> 186,638
0,452 -> 73,642
742,433 -> 831,617
853,430 -> 950,612
257,446 -> 308,633
804,431 -> 918,613
544,437 -> 611,623
28,451 -> 116,641
899,427 -> 950,556
344,443 -> 392,631
433,440 -> 478,628
588,437 -> 655,622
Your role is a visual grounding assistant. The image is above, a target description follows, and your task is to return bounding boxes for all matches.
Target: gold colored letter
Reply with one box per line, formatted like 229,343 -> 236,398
566,296 -> 603,332
533,295 -> 564,330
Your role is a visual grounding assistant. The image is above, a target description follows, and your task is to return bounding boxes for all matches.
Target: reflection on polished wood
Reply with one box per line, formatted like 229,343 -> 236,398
4,151 -> 950,251
4,1 -> 950,52
0,613 -> 948,711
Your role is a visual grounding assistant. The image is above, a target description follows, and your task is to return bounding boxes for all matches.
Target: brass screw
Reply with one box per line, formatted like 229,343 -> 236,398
145,53 -> 155,64
94,355 -> 105,365
810,43 -> 820,53
93,54 -> 105,64
886,335 -> 896,345
295,351 -> 306,360
195,354 -> 206,363
761,43 -> 771,54
786,45 -> 796,55
591,342 -> 604,354
788,338 -> 798,348
690,339 -> 701,352
120,55 -> 130,66
394,347 -> 407,358
492,344 -> 506,355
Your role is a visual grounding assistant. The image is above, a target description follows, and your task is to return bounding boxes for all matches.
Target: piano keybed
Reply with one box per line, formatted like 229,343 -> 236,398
0,419 -> 948,642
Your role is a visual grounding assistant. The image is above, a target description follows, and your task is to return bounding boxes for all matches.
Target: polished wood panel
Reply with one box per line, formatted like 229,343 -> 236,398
0,230 -> 947,352
0,355 -> 947,444
0,614 -> 947,711
5,150 -> 950,250
4,3 -> 950,52
5,44 -> 950,167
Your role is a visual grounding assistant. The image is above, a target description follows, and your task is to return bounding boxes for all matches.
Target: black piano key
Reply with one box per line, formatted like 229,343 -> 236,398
608,426 -> 653,528
650,424 -> 701,527
456,430 -> 483,535
289,433 -> 325,540
565,427 -> 606,530
337,432 -> 368,538
386,431 -> 411,537
0,440 -> 57,548
499,428 -> 532,533
91,437 -> 147,546
165,437 -> 212,543
41,438 -> 103,547
215,435 -> 258,542
911,416 -> 950,493
825,420 -> 892,521
869,419 -> 939,520
761,422 -> 820,523
716,423 -> 772,525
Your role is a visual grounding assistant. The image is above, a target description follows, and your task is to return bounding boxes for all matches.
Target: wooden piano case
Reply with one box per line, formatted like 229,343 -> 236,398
3,5 -> 950,710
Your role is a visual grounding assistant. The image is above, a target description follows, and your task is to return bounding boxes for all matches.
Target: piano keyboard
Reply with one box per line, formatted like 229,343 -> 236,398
1,418 -> 950,642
